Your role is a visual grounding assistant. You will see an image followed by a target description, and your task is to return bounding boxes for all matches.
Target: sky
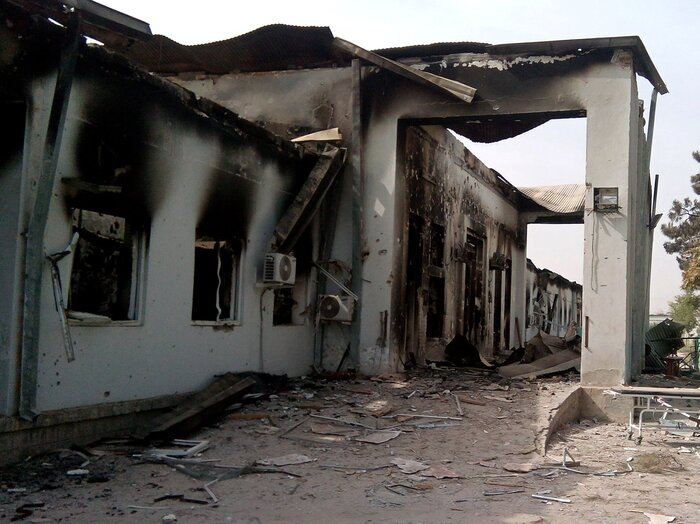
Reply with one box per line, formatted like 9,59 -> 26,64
100,0 -> 700,313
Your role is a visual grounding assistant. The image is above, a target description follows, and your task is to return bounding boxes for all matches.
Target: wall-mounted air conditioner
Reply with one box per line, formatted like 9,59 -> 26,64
263,253 -> 296,285
318,294 -> 355,322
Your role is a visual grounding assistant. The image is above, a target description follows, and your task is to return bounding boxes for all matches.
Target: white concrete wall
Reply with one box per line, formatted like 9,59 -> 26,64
23,73 -> 317,411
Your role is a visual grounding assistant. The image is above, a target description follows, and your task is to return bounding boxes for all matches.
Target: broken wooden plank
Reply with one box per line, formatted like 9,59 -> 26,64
333,38 -> 477,104
133,374 -> 256,439
272,145 -> 346,253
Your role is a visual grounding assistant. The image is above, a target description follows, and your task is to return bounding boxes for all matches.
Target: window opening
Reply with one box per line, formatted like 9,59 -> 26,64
192,237 -> 241,322
69,209 -> 142,321
463,235 -> 484,343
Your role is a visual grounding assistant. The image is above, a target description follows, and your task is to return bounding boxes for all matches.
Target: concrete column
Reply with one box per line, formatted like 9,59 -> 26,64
581,57 -> 640,386
356,114 -> 400,374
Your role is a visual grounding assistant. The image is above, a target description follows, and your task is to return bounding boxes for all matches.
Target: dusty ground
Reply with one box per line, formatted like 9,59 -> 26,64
1,367 -> 699,523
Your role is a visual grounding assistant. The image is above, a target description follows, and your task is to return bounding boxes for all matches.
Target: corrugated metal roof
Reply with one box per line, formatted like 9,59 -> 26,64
373,41 -> 490,59
120,24 -> 343,74
518,184 -> 586,214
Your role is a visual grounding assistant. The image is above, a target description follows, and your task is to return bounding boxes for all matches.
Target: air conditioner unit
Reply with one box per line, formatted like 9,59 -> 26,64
263,253 -> 296,285
318,294 -> 355,322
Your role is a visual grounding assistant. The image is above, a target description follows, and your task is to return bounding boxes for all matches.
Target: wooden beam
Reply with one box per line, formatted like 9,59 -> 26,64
333,38 -> 476,104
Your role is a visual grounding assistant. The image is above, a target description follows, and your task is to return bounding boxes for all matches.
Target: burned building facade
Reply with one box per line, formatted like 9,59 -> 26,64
0,0 -> 666,462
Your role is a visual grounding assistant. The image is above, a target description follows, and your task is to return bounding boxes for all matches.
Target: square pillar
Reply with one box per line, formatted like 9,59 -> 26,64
581,56 -> 641,386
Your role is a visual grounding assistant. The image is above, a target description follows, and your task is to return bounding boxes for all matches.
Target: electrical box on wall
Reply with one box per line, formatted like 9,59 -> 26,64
593,187 -> 619,212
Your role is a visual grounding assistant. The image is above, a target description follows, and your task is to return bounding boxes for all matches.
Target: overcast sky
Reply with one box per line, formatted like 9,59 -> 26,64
101,0 -> 700,313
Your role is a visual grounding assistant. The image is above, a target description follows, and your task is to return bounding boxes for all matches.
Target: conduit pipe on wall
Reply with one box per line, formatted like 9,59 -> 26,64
19,15 -> 82,420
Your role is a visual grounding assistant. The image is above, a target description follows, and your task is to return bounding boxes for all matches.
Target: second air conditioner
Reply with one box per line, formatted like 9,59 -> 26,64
318,294 -> 355,322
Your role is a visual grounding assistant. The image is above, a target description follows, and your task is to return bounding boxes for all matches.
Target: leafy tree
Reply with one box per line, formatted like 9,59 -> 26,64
662,151 -> 700,289
668,291 -> 700,333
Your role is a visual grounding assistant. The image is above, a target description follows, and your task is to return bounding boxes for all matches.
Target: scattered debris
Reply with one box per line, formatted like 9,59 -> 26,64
420,466 -> 461,479
357,399 -> 394,417
482,395 -> 514,403
451,393 -> 464,416
445,334 -> 495,368
309,413 -> 374,429
390,458 -> 430,474
503,463 -> 539,473
153,494 -> 209,505
256,454 -> 315,467
629,510 -> 677,524
354,431 -> 401,444
453,394 -> 486,406
309,422 -> 360,437
531,493 -> 571,503
498,350 -> 580,380
643,513 -> 676,524
148,440 -> 210,458
66,469 -> 90,476
483,489 -> 525,496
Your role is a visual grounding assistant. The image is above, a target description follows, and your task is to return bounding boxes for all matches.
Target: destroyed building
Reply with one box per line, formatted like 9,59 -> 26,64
0,0 -> 666,463
525,258 -> 582,340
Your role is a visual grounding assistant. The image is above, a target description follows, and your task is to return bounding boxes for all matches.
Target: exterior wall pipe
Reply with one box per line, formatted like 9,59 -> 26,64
349,59 -> 364,369
645,88 -> 658,172
19,16 -> 82,420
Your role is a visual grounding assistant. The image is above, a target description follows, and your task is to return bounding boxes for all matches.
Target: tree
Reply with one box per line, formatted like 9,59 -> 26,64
662,150 -> 700,289
668,291 -> 700,333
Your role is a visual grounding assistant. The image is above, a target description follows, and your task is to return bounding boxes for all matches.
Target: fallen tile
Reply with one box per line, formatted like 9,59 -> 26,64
390,457 -> 430,474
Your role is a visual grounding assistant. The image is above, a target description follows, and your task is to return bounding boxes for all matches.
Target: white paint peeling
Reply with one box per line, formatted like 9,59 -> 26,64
409,53 -> 579,73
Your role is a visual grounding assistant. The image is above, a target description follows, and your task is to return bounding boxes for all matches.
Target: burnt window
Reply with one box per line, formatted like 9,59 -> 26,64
429,223 -> 445,267
463,235 -> 484,342
69,209 -> 143,321
191,237 -> 242,322
426,276 -> 445,338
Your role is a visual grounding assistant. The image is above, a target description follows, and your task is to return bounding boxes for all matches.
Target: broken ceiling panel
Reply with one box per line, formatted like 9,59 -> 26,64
447,117 -> 552,143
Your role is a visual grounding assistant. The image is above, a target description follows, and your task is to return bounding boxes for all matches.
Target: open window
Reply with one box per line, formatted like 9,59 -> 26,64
68,209 -> 144,321
191,236 -> 242,323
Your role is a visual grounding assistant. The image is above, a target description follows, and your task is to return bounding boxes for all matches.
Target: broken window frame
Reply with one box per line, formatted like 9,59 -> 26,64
67,208 -> 147,325
191,237 -> 244,325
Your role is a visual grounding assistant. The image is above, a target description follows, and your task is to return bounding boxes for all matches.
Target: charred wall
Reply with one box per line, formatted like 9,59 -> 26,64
525,258 -> 582,340
400,125 -> 525,362
0,29 -> 320,412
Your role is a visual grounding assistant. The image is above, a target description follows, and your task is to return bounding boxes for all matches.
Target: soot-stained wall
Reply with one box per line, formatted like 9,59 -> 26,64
10,51 -> 319,411
400,125 -> 526,362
